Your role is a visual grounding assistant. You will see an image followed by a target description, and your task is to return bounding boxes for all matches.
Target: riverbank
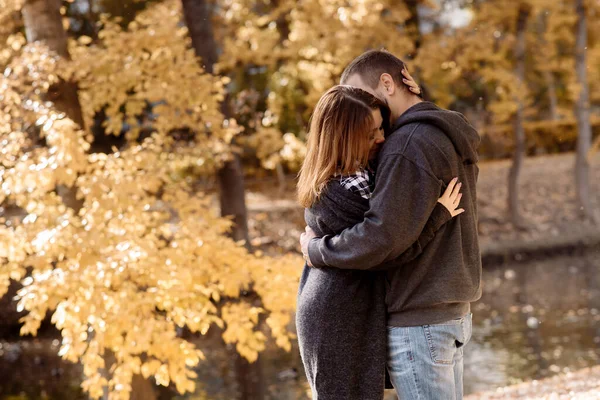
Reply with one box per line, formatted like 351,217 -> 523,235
475,152 -> 600,263
465,366 -> 600,399
245,152 -> 600,263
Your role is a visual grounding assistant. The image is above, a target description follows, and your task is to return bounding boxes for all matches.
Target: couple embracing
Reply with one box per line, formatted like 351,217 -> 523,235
296,50 -> 482,400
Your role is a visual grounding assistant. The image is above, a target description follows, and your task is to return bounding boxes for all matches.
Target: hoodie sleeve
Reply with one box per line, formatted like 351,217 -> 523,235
308,152 -> 444,270
367,202 -> 452,270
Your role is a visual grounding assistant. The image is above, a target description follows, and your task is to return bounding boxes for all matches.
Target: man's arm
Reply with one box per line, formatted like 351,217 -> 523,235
307,152 -> 442,270
366,202 -> 453,271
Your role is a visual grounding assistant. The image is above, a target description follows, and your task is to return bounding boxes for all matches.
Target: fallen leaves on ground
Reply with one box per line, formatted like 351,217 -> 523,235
465,366 -> 600,400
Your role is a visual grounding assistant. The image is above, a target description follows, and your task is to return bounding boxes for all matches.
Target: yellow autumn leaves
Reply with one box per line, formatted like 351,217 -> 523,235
1,1 -> 302,400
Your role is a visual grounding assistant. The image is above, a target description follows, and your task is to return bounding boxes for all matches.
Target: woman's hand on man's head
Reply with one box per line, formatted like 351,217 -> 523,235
401,68 -> 421,97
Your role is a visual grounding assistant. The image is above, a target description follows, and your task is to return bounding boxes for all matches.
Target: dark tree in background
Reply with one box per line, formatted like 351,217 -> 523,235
181,0 -> 251,246
21,0 -> 84,128
507,3 -> 530,229
181,2 -> 262,400
574,0 -> 594,221
21,0 -> 86,211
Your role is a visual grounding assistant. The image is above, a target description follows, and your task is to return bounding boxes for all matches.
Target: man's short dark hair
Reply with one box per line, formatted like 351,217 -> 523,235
340,49 -> 407,91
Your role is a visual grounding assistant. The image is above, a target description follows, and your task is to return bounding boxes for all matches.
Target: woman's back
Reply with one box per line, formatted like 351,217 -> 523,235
297,180 -> 388,400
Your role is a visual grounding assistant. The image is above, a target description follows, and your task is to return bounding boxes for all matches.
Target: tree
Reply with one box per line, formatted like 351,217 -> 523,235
535,12 -> 560,121
404,0 -> 423,59
574,0 -> 594,221
20,0 -> 86,212
1,2 -> 301,400
182,0 -> 250,245
415,0 -> 595,225
181,1 -> 261,398
21,0 -> 84,127
508,3 -> 531,229
215,0 -> 416,175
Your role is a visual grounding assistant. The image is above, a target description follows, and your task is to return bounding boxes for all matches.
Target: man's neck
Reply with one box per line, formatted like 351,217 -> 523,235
391,96 -> 423,121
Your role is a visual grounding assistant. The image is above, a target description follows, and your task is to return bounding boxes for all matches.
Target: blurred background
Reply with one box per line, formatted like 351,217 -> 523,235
0,0 -> 599,399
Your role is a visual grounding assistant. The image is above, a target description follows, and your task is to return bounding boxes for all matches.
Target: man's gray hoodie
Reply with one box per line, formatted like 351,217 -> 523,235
308,101 -> 482,326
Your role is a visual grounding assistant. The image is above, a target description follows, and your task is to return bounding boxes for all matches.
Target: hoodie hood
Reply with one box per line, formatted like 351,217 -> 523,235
392,102 -> 480,164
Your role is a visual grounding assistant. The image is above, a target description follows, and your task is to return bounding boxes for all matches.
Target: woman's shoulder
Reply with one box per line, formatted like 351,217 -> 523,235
321,178 -> 367,203
308,178 -> 369,216
305,179 -> 370,235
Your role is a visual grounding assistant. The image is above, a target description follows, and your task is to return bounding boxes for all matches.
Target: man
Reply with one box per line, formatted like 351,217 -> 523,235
300,49 -> 482,399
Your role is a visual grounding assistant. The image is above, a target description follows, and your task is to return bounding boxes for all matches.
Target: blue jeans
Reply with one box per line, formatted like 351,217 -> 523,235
387,313 -> 473,400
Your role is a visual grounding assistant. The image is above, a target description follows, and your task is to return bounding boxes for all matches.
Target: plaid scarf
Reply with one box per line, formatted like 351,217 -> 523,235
338,168 -> 374,200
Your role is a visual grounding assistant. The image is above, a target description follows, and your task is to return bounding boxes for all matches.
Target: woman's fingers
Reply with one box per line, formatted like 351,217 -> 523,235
443,178 -> 458,198
402,68 -> 421,95
438,178 -> 465,218
402,78 -> 418,89
451,181 -> 462,199
401,68 -> 415,82
454,193 -> 463,207
453,208 -> 465,217
403,79 -> 421,94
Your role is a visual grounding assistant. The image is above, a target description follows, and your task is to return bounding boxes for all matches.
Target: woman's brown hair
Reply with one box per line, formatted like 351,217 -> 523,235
297,85 -> 389,208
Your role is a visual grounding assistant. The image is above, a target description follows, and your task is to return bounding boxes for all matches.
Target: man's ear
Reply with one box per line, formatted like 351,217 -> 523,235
380,73 -> 396,96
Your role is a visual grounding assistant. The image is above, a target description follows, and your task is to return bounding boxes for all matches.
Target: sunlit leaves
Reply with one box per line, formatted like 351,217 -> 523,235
217,0 -> 415,169
415,0 -> 600,128
66,0 -> 239,154
0,0 -> 24,30
0,2 -> 302,399
222,303 -> 266,363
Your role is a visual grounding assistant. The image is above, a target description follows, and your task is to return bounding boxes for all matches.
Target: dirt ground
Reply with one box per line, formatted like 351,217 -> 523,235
245,152 -> 600,256
465,366 -> 600,400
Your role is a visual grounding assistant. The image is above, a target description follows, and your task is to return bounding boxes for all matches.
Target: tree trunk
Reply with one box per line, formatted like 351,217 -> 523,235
181,0 -> 218,74
590,135 -> 600,162
181,0 -> 251,245
22,0 -> 68,57
181,2 -> 260,399
574,0 -> 594,220
508,4 -> 530,229
217,154 -> 250,244
231,351 -> 265,400
21,0 -> 85,128
22,0 -> 85,211
536,12 -> 559,121
543,70 -> 559,121
402,0 -> 431,98
403,0 -> 422,59
275,162 -> 286,195
130,375 -> 158,400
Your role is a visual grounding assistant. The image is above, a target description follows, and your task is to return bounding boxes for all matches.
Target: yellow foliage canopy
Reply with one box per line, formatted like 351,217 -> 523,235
0,2 -> 301,400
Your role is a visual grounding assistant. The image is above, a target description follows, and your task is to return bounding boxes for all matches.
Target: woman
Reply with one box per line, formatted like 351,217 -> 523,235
296,85 -> 463,399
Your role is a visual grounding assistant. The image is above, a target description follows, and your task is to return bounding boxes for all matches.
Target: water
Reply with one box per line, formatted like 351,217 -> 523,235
463,249 -> 600,394
1,249 -> 599,399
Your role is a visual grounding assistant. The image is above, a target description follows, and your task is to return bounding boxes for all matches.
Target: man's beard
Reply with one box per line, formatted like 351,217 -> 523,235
376,90 -> 388,107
